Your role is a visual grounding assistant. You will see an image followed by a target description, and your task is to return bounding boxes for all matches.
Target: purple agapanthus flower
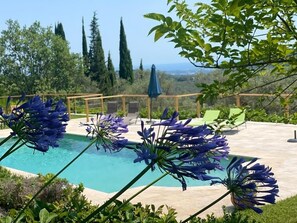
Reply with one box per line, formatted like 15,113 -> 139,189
133,108 -> 230,190
0,95 -> 69,152
212,157 -> 279,213
82,113 -> 128,152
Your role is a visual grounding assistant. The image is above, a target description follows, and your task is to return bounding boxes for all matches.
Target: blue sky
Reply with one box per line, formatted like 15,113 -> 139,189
0,0 -> 197,68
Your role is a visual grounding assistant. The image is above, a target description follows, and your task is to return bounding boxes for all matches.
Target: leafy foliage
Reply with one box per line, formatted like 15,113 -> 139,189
0,20 -> 90,95
1,166 -> 296,222
0,167 -> 178,222
145,0 -> 297,104
0,168 -> 71,211
97,201 -> 178,223
189,210 -> 257,223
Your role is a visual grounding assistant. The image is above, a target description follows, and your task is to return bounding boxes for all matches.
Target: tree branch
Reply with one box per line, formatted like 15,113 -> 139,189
241,72 -> 297,94
276,13 -> 297,40
227,64 -> 269,92
215,13 -> 227,67
265,76 -> 297,108
189,58 -> 294,69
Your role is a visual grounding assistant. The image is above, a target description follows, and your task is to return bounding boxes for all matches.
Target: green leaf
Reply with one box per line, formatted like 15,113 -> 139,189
229,0 -> 241,17
204,43 -> 212,52
165,16 -> 173,26
147,25 -> 161,36
143,13 -> 165,21
195,34 -> 205,47
39,208 -> 58,223
168,4 -> 176,13
154,29 -> 166,41
0,216 -> 13,223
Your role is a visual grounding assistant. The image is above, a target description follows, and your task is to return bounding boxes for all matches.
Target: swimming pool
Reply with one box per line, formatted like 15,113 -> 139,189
0,134 -> 232,193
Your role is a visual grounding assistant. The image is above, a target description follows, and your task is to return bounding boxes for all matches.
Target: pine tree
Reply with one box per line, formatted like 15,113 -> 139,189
107,51 -> 117,88
54,22 -> 66,41
88,12 -> 110,93
82,17 -> 89,77
119,18 -> 133,83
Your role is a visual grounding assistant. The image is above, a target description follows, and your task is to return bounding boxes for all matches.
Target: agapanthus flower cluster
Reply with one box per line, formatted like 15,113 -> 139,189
134,108 -> 230,190
0,95 -> 69,152
212,157 -> 279,213
82,113 -> 128,152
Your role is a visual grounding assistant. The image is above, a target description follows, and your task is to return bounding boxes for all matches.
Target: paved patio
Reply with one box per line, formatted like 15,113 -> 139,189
1,118 -> 297,220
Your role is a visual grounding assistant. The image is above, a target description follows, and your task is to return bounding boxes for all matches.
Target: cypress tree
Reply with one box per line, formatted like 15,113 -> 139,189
139,59 -> 143,71
88,12 -> 110,93
107,51 -> 117,88
82,17 -> 89,77
54,22 -> 66,41
119,18 -> 133,83
138,59 -> 144,79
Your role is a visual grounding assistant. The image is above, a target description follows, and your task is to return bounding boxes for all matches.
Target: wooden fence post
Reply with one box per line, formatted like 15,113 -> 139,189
101,97 -> 104,114
235,95 -> 241,107
122,96 -> 126,114
67,98 -> 71,120
197,100 -> 201,118
174,96 -> 179,112
175,96 -> 179,120
74,98 -> 76,113
85,99 -> 89,122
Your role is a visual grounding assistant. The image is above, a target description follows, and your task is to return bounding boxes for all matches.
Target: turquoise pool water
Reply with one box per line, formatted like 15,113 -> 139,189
0,134 -> 231,193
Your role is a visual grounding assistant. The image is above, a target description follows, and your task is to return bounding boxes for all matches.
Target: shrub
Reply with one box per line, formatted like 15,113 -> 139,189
177,109 -> 196,119
0,170 -> 71,210
94,201 -> 178,223
189,209 -> 258,223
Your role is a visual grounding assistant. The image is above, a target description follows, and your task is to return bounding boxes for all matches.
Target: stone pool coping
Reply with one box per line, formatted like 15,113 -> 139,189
1,119 -> 297,220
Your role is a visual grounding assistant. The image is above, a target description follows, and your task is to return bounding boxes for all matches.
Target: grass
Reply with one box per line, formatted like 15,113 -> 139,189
237,195 -> 297,223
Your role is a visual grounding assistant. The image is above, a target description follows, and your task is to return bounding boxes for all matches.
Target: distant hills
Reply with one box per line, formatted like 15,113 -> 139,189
142,62 -> 211,75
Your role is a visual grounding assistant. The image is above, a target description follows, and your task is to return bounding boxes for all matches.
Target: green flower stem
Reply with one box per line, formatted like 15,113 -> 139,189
0,134 -> 14,147
81,162 -> 155,223
13,139 -> 97,223
181,190 -> 232,223
102,171 -> 169,223
0,138 -> 23,161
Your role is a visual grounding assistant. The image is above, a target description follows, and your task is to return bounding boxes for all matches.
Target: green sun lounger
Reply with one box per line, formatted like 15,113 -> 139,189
188,110 -> 220,126
223,108 -> 246,129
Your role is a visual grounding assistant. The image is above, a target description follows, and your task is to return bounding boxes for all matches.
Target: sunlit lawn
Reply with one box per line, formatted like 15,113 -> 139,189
238,195 -> 297,223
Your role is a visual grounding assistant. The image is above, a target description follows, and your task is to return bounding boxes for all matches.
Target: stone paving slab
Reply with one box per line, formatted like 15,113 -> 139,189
1,118 -> 297,220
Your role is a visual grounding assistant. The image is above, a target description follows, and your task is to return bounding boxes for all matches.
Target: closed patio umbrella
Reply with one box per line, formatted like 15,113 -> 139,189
148,64 -> 162,121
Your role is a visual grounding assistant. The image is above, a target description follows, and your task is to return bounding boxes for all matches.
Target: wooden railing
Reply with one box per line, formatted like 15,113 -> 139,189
1,92 -> 294,121
83,93 -> 201,122
66,94 -> 102,119
0,93 -> 99,115
67,92 -> 295,122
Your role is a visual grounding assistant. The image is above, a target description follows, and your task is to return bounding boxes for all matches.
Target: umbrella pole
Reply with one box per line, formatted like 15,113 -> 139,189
150,98 -> 152,122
